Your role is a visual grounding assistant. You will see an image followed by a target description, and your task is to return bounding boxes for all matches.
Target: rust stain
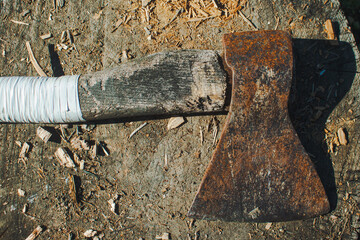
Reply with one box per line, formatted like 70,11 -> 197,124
188,31 -> 330,222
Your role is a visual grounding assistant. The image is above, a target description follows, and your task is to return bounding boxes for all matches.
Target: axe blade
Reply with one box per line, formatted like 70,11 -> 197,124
188,31 -> 330,222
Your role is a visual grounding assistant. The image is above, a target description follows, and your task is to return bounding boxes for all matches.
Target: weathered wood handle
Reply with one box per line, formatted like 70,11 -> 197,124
79,50 -> 227,121
0,50 -> 227,123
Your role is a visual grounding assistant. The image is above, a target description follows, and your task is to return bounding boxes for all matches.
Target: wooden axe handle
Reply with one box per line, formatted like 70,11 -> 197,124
0,50 -> 227,123
79,50 -> 227,121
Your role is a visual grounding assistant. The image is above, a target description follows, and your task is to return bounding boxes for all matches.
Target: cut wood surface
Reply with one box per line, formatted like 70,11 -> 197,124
0,0 -> 359,239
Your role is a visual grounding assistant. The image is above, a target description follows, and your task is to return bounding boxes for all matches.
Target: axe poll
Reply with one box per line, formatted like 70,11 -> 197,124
0,30 -> 330,222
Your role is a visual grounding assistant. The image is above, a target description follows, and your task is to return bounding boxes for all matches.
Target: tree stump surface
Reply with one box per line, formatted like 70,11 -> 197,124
0,0 -> 359,239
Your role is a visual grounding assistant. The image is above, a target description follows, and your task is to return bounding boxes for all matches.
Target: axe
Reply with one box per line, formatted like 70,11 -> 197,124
0,31 -> 330,222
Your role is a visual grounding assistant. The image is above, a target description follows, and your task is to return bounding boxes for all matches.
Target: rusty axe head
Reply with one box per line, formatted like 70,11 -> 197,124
188,31 -> 330,222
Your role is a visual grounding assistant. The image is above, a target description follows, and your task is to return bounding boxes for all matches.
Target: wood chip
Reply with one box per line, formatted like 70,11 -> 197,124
164,149 -> 169,171
93,10 -> 103,20
40,33 -> 52,40
99,142 -> 110,156
108,196 -> 118,215
56,43 -> 69,51
156,232 -> 170,240
21,10 -> 31,17
124,15 -> 131,25
212,125 -> 218,145
11,19 -> 29,25
25,41 -> 47,77
59,124 -> 69,142
55,148 -> 75,168
265,222 -> 272,230
36,127 -> 52,143
324,19 -> 335,40
167,117 -> 185,130
129,122 -> 148,138
25,226 -> 43,240
22,203 -> 28,213
144,7 -> 150,22
337,128 -> 348,145
68,174 -> 78,205
207,7 -> 222,17
121,50 -> 129,63
81,124 -> 96,132
19,142 -> 30,159
79,160 -> 85,170
212,118 -> 219,145
83,229 -> 97,238
70,136 -> 90,151
90,144 -> 98,159
18,188 -> 26,197
15,140 -> 22,147
108,198 -> 117,214
333,133 -> 340,147
199,126 -> 204,144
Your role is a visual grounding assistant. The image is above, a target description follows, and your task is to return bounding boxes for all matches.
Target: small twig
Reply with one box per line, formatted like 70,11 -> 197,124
68,174 -> 78,206
144,6 -> 150,22
99,141 -> 110,156
199,126 -> 204,145
212,124 -> 218,145
163,8 -> 183,29
274,16 -> 280,30
82,200 -> 97,209
25,41 -> 47,76
25,226 -> 43,240
187,16 -> 215,22
164,148 -> 169,171
238,10 -> 258,30
59,124 -> 69,142
11,19 -> 30,25
129,122 -> 148,138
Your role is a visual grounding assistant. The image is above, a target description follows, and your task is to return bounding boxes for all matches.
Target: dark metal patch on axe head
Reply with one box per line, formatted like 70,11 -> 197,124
188,31 -> 330,222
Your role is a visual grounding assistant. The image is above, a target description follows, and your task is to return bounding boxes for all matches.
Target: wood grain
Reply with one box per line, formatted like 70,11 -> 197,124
78,50 -> 227,121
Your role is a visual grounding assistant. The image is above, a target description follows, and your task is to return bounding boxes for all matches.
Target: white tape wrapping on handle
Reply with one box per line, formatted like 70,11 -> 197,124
0,75 -> 85,123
